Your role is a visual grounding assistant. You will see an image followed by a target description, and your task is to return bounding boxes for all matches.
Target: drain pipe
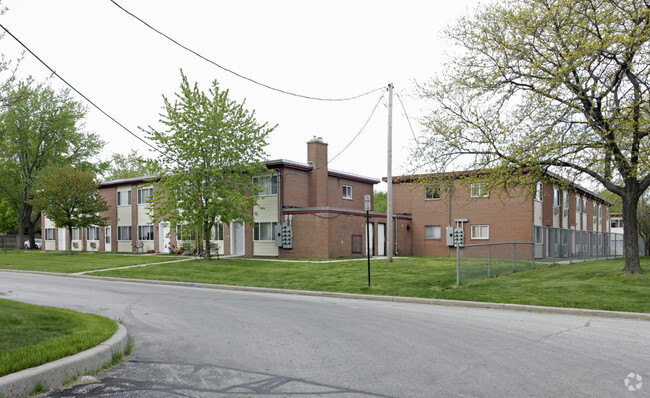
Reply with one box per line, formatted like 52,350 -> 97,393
394,214 -> 398,255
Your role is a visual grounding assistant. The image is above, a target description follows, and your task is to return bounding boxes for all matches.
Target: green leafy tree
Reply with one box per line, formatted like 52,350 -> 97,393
30,165 -> 108,255
374,191 -> 387,214
0,80 -> 104,250
102,150 -> 159,181
0,199 -> 18,252
415,0 -> 650,273
143,71 -> 275,260
637,196 -> 650,256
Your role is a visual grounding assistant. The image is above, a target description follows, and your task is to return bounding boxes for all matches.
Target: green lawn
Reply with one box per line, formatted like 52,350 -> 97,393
0,250 -> 175,273
2,252 -> 648,313
0,299 -> 117,376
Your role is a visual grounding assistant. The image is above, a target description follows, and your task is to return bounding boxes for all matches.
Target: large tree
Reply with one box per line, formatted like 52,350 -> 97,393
0,199 -> 17,252
0,80 -> 104,250
30,165 -> 108,255
415,0 -> 650,273
143,71 -> 275,260
101,150 -> 159,182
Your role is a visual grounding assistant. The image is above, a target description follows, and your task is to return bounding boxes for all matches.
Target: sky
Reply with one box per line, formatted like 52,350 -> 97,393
0,0 -> 481,189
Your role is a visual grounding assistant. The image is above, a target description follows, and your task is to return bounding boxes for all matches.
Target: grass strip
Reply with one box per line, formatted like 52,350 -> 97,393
0,299 -> 117,376
0,251 -> 174,273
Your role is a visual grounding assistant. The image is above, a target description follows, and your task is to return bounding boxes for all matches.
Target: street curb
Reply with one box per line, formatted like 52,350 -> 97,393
0,324 -> 128,398
3,269 -> 650,321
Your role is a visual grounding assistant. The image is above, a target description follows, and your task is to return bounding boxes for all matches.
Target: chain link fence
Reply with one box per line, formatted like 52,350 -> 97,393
454,226 -> 636,285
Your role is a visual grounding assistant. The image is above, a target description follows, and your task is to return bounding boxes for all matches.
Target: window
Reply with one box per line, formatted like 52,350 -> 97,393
424,225 -> 441,240
583,198 -> 588,213
71,228 -> 81,241
533,226 -> 544,244
117,190 -> 131,206
137,187 -> 153,204
105,226 -> 111,245
44,228 -> 55,241
535,181 -> 543,201
425,185 -> 441,200
176,224 -> 196,241
254,222 -> 277,241
553,187 -> 561,207
470,225 -> 489,240
576,195 -> 581,212
211,223 -> 224,240
86,226 -> 99,241
470,183 -> 489,198
117,226 -> 132,241
253,175 -> 278,195
138,225 -> 154,241
342,185 -> 352,200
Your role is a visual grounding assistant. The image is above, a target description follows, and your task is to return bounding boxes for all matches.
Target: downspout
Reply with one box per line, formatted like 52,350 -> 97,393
394,214 -> 398,255
276,169 -> 282,252
448,185 -> 452,257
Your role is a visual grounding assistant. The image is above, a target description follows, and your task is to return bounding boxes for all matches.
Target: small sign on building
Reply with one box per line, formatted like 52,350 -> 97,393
364,194 -> 371,211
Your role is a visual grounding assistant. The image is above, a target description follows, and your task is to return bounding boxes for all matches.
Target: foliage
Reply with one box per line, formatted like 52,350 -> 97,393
415,0 -> 650,273
143,71 -> 275,260
373,191 -> 387,213
0,199 -> 17,252
0,80 -> 104,250
101,149 -> 160,182
599,190 -> 623,213
637,197 -> 650,256
30,165 -> 109,254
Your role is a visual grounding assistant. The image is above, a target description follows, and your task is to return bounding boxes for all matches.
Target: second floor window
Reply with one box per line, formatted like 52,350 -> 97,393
253,175 -> 278,195
425,185 -> 441,200
117,190 -> 131,206
343,185 -> 352,200
470,183 -> 489,198
137,187 -> 153,204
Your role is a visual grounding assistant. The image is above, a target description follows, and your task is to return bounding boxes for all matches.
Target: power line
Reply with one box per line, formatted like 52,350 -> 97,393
0,23 -> 254,187
109,0 -> 385,102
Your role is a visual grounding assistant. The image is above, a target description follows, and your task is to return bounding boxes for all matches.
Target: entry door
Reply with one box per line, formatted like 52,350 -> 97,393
377,223 -> 386,256
159,222 -> 170,254
57,228 -> 66,251
365,222 -> 375,256
233,222 -> 245,255
104,226 -> 112,252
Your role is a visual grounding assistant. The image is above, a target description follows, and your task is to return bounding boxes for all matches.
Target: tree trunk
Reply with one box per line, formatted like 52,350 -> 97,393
621,193 -> 644,273
67,226 -> 73,255
204,221 -> 212,261
17,203 -> 35,250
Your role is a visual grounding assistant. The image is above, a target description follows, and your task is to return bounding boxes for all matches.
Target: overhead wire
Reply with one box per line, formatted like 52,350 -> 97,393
109,0 -> 385,102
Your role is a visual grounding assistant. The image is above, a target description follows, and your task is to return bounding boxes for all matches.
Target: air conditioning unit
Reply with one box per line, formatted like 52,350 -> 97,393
72,242 -> 79,249
90,242 -> 97,249
553,207 -> 559,215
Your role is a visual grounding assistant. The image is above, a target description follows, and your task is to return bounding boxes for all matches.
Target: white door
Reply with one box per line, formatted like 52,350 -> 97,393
233,222 -> 245,255
104,226 -> 112,252
159,222 -> 170,253
57,228 -> 66,251
365,222 -> 374,256
378,223 -> 386,256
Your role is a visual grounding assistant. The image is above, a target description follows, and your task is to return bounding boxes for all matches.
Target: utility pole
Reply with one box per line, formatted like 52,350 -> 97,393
387,83 -> 394,262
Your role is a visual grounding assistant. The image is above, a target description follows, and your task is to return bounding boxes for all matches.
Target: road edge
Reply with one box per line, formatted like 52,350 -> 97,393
0,324 -> 128,398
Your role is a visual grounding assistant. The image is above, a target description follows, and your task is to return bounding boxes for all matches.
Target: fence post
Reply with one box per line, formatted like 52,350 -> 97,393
513,243 -> 516,272
456,244 -> 460,286
569,229 -> 573,264
488,245 -> 491,278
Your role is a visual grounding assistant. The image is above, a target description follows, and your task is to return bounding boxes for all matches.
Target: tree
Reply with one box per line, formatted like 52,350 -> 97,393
415,0 -> 650,273
0,80 -> 104,250
143,71 -> 275,260
30,165 -> 108,255
0,199 -> 18,252
101,150 -> 159,182
374,191 -> 387,214
637,196 -> 650,256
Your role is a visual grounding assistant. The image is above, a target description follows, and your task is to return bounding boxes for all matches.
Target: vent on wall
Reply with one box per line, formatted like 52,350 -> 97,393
553,207 -> 559,215
72,242 -> 79,249
90,242 -> 97,249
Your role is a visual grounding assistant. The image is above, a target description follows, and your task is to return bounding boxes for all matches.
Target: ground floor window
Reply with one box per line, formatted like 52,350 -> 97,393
424,225 -> 441,240
117,226 -> 132,241
71,228 -> 81,241
211,223 -> 224,240
138,225 -> 154,241
254,222 -> 277,241
534,226 -> 544,244
86,226 -> 99,241
471,225 -> 489,240
44,228 -> 55,241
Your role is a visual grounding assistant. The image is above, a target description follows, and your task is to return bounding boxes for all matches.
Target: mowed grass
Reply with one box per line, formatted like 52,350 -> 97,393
93,256 -> 650,313
0,250 -> 175,273
0,299 -> 117,376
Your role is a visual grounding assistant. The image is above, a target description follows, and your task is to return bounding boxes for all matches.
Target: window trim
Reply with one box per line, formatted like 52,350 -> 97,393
470,183 -> 489,198
342,185 -> 353,200
425,185 -> 441,200
470,224 -> 489,240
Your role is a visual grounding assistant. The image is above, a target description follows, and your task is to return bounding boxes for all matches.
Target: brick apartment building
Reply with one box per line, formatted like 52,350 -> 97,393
388,173 -> 612,258
41,137 -> 410,258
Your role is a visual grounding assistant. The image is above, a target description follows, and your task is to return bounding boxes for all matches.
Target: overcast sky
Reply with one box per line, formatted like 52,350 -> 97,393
1,0 -> 481,188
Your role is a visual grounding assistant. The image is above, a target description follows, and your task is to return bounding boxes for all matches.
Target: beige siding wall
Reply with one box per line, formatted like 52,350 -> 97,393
253,241 -> 278,256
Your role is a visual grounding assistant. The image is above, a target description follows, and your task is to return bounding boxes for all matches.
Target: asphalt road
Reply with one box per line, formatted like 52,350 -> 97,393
0,271 -> 648,397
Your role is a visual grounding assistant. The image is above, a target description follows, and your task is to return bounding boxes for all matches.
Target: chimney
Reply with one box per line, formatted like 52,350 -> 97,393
307,136 -> 328,207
